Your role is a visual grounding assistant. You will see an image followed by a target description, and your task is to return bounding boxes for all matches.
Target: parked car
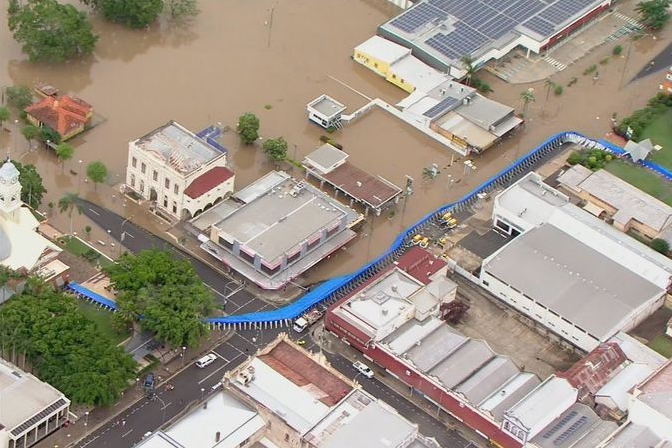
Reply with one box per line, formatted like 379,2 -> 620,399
352,361 -> 374,379
196,353 -> 217,368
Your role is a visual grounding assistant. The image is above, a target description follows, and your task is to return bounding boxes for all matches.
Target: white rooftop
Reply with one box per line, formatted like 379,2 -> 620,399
305,390 -> 421,448
233,358 -> 329,433
303,144 -> 349,175
558,165 -> 672,232
355,36 -> 411,66
608,332 -> 668,371
0,207 -> 60,272
600,422 -> 672,448
0,357 -> 69,434
505,376 -> 578,433
596,363 -> 654,412
134,121 -> 223,175
390,55 -> 450,92
478,372 -> 541,420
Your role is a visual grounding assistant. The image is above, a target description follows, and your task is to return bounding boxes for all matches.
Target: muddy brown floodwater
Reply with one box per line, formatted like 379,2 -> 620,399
1,0 -> 671,283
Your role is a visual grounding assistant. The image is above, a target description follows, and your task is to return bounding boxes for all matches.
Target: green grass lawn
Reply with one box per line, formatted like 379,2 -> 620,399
647,334 -> 672,358
605,159 -> 672,207
76,300 -> 129,345
643,108 -> 672,171
62,237 -> 115,269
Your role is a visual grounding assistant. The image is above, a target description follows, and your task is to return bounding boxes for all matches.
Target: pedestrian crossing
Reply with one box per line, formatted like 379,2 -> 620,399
613,11 -> 644,29
543,56 -> 568,71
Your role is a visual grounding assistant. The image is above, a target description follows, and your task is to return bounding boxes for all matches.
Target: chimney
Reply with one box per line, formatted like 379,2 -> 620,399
52,99 -> 59,110
215,432 -> 221,443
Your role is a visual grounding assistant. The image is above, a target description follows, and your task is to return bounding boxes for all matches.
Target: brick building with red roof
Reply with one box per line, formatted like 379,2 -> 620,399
24,95 -> 92,141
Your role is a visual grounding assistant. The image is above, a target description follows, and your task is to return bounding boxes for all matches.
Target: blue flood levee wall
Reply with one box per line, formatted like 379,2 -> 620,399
208,131 -> 586,327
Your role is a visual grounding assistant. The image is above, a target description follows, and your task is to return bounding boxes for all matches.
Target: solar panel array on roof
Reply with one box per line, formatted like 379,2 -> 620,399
423,96 -> 459,118
390,2 -> 447,33
542,410 -> 577,439
553,415 -> 588,445
385,0 -> 603,63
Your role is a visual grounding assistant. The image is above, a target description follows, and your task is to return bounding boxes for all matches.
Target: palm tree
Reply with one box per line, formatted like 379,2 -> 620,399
544,78 -> 555,103
460,55 -> 476,86
520,88 -> 535,118
58,192 -> 83,236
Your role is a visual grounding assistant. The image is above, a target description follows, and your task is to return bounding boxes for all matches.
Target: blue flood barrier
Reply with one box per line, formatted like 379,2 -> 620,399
67,281 -> 118,311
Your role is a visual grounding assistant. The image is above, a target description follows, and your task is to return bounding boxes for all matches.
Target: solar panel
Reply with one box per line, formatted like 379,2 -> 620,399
553,415 -> 588,445
424,96 -> 459,118
390,3 -> 447,33
481,14 -> 517,39
542,410 -> 578,439
425,24 -> 488,60
12,398 -> 68,436
503,0 -> 545,21
483,0 -> 513,10
428,0 -> 464,12
539,0 -> 595,26
522,15 -> 555,36
461,4 -> 499,28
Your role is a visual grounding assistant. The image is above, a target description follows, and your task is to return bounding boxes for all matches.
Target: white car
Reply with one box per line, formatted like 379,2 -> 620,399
353,361 -> 374,379
196,353 -> 217,368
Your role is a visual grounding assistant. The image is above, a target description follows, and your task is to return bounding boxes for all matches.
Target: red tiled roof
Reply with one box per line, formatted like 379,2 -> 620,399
259,341 -> 351,406
24,95 -> 91,137
184,166 -> 234,199
395,246 -> 446,284
557,343 -> 626,398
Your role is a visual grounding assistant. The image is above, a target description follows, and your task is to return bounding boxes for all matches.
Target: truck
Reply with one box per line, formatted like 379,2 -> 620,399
293,309 -> 323,333
439,212 -> 458,229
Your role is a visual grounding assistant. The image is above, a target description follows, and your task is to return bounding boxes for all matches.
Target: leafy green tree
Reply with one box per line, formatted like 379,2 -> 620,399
21,125 -> 40,150
262,136 -> 288,162
58,192 -> 83,235
5,85 -> 33,110
12,161 -> 46,209
165,0 -> 199,22
650,238 -> 670,254
8,0 -> 97,63
238,112 -> 260,144
83,0 -> 164,29
460,55 -> 476,86
84,225 -> 92,240
55,142 -> 74,170
0,107 -> 10,130
86,161 -> 108,190
0,288 -> 136,405
635,0 -> 671,30
104,250 -> 214,347
39,126 -> 61,145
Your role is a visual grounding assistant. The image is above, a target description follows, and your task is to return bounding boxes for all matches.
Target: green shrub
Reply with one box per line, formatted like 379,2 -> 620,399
650,238 -> 670,254
599,57 -> 610,65
616,93 -> 672,140
567,77 -> 578,87
554,85 -> 563,96
613,45 -> 623,56
566,149 -> 613,170
583,64 -> 597,75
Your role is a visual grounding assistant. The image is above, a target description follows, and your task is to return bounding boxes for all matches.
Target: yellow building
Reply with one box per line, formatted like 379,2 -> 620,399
354,36 -> 449,93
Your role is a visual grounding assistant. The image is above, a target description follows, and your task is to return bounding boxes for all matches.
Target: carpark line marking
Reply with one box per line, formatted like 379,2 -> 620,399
121,429 -> 133,438
88,208 -> 100,216
161,402 -> 172,410
198,355 -> 239,385
212,352 -> 228,362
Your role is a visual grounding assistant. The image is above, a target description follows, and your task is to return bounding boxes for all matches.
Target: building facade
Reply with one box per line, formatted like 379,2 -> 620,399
0,358 -> 71,448
125,121 -> 234,220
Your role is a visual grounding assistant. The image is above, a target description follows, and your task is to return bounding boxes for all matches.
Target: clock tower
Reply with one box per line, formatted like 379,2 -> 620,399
0,158 -> 22,221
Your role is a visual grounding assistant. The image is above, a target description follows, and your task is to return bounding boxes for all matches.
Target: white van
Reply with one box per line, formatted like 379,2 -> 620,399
196,353 -> 217,368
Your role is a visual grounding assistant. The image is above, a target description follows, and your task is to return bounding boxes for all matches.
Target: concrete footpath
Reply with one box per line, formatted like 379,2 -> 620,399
35,330 -> 234,448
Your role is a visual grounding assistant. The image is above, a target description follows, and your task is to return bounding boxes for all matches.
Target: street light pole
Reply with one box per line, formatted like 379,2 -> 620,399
200,387 -> 205,401
119,215 -> 134,257
78,160 -> 83,192
181,346 -> 187,366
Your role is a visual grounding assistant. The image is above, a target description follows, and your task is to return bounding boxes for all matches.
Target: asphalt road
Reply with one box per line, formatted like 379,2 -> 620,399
80,200 -> 274,315
77,202 -> 474,448
631,38 -> 672,82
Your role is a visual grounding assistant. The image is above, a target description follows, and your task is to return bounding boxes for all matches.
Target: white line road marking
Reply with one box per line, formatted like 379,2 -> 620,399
161,401 -> 172,410
124,232 -> 135,239
204,283 -> 227,298
89,208 -> 100,216
121,429 -> 133,438
212,351 -> 229,362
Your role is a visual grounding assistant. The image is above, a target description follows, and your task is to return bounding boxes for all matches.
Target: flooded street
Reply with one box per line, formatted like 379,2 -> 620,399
1,0 -> 670,283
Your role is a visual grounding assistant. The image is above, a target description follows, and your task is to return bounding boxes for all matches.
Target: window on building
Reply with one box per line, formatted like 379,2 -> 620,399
132,157 -> 137,168
130,174 -> 135,187
153,170 -> 158,181
284,434 -> 289,442
482,280 -> 489,287
141,163 -> 146,174
172,202 -> 177,214
11,195 -> 16,202
140,180 -> 144,193
163,196 -> 168,208
165,178 -> 170,189
174,184 -> 179,195
374,62 -> 378,68
392,74 -> 396,79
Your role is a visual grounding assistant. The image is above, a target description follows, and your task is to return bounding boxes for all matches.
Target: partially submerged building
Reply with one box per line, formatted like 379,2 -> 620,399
24,95 -> 92,141
377,0 -> 612,77
558,165 -> 672,243
125,121 -> 234,221
201,171 -> 360,289
225,335 -> 441,448
302,143 -> 402,216
0,358 -> 71,448
480,172 -> 672,352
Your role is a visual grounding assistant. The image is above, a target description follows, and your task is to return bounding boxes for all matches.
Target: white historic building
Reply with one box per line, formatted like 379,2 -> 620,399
0,159 -> 60,273
125,121 -> 235,220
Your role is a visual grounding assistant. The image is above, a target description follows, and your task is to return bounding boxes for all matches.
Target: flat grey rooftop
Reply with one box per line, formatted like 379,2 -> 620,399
215,177 -> 356,263
190,199 -> 241,231
531,403 -> 605,448
308,95 -> 346,118
601,422 -> 671,448
484,224 -> 663,340
478,372 -> 540,420
134,121 -> 223,175
430,339 -> 495,389
455,356 -> 519,404
303,144 -> 348,175
496,172 -> 570,227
